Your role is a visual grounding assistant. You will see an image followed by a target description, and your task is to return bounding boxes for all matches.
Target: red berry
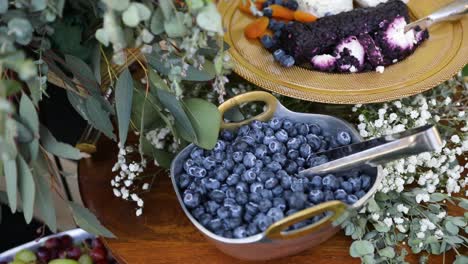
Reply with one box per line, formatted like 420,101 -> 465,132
58,249 -> 67,259
67,246 -> 82,260
90,247 -> 107,262
44,237 -> 60,249
49,248 -> 59,259
92,239 -> 104,249
37,246 -> 52,263
60,235 -> 73,249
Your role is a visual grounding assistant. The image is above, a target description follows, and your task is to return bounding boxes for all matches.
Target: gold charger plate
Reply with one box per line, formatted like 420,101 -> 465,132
218,0 -> 468,104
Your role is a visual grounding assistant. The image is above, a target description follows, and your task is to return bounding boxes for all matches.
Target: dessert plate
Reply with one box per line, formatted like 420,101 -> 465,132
218,0 -> 468,104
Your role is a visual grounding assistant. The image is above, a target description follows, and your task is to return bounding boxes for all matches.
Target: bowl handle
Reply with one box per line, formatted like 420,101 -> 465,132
218,91 -> 278,130
265,201 -> 347,240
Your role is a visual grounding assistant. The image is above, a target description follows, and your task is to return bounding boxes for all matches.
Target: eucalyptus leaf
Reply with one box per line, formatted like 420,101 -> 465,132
458,198 -> 468,210
147,53 -> 215,81
140,137 -> 174,168
3,159 -> 17,213
0,0 -> 8,13
445,221 -> 459,235
8,18 -> 33,45
19,94 -> 39,161
69,202 -> 115,238
33,154 -> 57,232
378,247 -> 395,258
183,98 -> 221,149
15,117 -> 34,143
115,69 -> 134,146
131,88 -> 162,131
159,0 -> 175,20
430,193 -> 446,202
164,12 -> 188,38
122,3 -> 151,27
66,91 -> 89,120
373,222 -> 390,233
3,80 -> 21,96
367,198 -> 380,212
350,240 -> 374,258
196,3 -> 223,34
148,69 -> 170,91
39,124 -> 82,160
30,0 -> 47,11
150,8 -> 165,35
17,155 -> 35,224
454,255 -> 468,264
64,54 -> 99,94
105,0 -> 130,11
450,216 -> 466,227
85,96 -> 116,140
27,78 -> 43,106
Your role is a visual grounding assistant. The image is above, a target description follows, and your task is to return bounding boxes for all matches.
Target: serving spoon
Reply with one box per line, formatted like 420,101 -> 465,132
404,0 -> 468,33
299,125 -> 442,176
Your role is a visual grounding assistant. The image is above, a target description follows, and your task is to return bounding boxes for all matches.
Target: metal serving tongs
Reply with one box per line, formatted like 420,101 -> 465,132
299,125 -> 443,177
404,0 -> 468,33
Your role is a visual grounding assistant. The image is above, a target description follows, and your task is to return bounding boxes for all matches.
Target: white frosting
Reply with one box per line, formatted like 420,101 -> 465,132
355,0 -> 409,8
297,0 -> 353,18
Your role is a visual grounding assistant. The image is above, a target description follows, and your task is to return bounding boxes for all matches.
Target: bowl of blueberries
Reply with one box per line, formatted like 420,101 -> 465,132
170,91 -> 383,260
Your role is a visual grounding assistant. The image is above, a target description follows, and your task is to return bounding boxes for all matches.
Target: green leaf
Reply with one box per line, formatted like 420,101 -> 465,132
85,96 -> 116,140
362,255 -> 376,264
69,202 -> 115,238
140,137 -> 174,169
64,54 -> 99,94
131,88 -> 162,130
154,88 -> 196,141
33,154 -> 57,232
164,12 -> 188,38
458,198 -> 468,210
350,240 -> 374,258
15,117 -> 34,143
148,69 -> 170,91
115,69 -> 134,146
0,0 -> 8,14
367,198 -> 380,213
430,193 -> 446,202
19,94 -> 39,162
8,18 -> 33,45
451,217 -> 466,227
454,255 -> 468,264
105,0 -> 130,11
17,155 -> 35,224
445,236 -> 463,244
462,65 -> 468,77
30,0 -> 47,11
2,80 -> 21,96
66,91 -> 89,120
147,53 -> 216,82
183,98 -> 221,149
3,159 -> 17,213
150,8 -> 165,35
159,0 -> 175,20
196,3 -> 223,34
445,221 -> 459,235
379,247 -> 395,258
39,125 -> 82,160
122,3 -> 151,27
373,221 -> 390,233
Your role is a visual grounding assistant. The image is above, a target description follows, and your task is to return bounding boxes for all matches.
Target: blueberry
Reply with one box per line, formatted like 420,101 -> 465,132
184,159 -> 195,173
269,185 -> 281,196
296,123 -> 309,135
187,179 -> 205,194
268,140 -> 282,153
322,174 -> 339,191
308,124 -> 322,135
254,160 -> 264,170
223,230 -> 233,238
235,191 -> 249,205
268,19 -> 278,30
306,134 -> 322,151
233,151 -> 244,163
273,197 -> 286,211
273,0 -> 282,5
360,174 -> 372,190
286,138 -> 300,150
233,226 -> 248,238
236,182 -> 248,193
310,175 -> 322,189
220,130 -> 234,141
291,178 -> 305,192
340,181 -> 353,193
281,175 -> 292,189
285,0 -> 298,10
188,166 -> 207,178
258,171 -> 275,182
287,149 -> 300,159
225,217 -> 242,229
287,192 -> 306,209
265,177 -> 279,189
262,189 -> 274,200
226,174 -> 240,186
263,135 -> 276,145
334,189 -> 347,201
266,161 -> 282,172
349,177 -> 362,192
292,221 -> 307,230
209,190 -> 225,203
247,222 -> 259,236
192,206 -> 205,220
336,131 -> 352,146
263,7 -> 273,17
233,164 -> 246,175
286,209 -> 298,216
190,148 -> 204,159
245,202 -> 259,215
355,190 -> 366,199
217,206 -> 231,219
250,120 -> 264,130
308,189 -> 324,204
273,21 -> 285,32
221,158 -> 234,171
215,168 -> 229,182
238,125 -> 251,135
263,0 -> 273,8
323,190 -> 334,201
258,199 -> 273,213
307,155 -> 329,167
214,140 -> 226,152
213,151 -> 225,162
252,130 -> 265,143
296,157 -> 305,167
230,205 -> 243,218
255,145 -> 268,159
249,192 -> 263,203
268,117 -> 283,130
243,152 -> 257,168
250,182 -> 264,193
200,213 -> 212,226
183,191 -> 200,208
267,207 -> 284,222
276,170 -> 289,179
254,213 -> 273,231
287,127 -> 298,137
272,153 -> 286,166
178,173 -> 191,189
202,178 -> 220,190
280,55 -> 295,68
346,195 -> 359,204
275,129 -> 289,143
242,169 -> 257,183
299,143 -> 312,158
224,198 -> 237,208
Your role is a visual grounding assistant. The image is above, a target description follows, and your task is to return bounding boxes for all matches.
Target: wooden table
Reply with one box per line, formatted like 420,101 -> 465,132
78,138 -> 461,264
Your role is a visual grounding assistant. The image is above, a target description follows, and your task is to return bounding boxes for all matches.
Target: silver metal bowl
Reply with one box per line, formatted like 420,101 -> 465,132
170,91 -> 384,260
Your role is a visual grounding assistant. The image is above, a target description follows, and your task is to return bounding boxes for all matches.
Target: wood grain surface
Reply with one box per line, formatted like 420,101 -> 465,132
78,138 -> 463,264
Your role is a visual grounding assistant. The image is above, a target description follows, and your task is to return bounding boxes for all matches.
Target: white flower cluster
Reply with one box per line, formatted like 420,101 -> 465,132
353,93 -> 467,197
145,127 -> 179,157
110,143 -> 148,216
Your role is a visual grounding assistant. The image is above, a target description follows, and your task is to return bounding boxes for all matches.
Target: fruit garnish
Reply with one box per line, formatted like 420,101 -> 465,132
270,4 -> 295,20
244,17 -> 270,39
293,10 -> 317,23
238,0 -> 265,15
